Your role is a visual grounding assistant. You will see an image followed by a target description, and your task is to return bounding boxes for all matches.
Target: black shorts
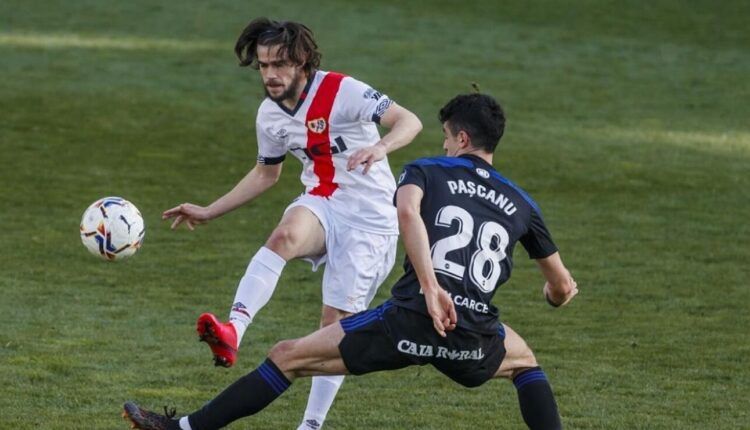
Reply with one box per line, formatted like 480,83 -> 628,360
338,301 -> 506,388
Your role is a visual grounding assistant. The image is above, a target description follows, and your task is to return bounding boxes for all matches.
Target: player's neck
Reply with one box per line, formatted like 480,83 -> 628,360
279,90 -> 303,110
279,72 -> 311,111
456,148 -> 493,165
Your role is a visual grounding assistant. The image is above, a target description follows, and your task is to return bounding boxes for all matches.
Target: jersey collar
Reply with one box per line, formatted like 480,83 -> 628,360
459,153 -> 494,171
275,70 -> 317,117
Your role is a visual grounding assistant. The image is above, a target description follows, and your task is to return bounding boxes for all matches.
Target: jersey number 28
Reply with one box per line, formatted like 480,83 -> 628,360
431,205 -> 509,293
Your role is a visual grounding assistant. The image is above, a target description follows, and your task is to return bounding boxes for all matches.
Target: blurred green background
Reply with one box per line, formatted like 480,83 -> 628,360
1,1 -> 748,428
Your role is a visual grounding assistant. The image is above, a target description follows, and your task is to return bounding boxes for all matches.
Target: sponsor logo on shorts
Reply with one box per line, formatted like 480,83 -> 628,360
397,339 -> 485,360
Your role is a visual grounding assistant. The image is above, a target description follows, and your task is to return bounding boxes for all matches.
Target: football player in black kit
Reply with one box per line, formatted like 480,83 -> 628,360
123,93 -> 579,430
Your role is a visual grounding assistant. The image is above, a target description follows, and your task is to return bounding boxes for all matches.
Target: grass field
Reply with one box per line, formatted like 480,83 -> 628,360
1,1 -> 749,428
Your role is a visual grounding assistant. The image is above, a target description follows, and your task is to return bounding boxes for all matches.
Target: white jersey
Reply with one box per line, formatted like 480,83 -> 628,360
255,70 -> 398,235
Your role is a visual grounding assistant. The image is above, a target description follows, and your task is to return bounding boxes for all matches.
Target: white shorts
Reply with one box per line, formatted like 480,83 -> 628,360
286,194 -> 398,313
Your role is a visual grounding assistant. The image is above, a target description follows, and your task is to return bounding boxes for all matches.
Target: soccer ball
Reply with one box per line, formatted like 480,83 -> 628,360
80,197 -> 145,261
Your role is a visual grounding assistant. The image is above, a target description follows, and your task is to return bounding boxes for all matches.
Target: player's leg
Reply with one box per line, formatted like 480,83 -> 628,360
298,305 -> 351,430
298,231 -> 398,430
229,206 -> 326,337
198,205 -> 326,367
125,303 -> 414,430
494,324 -> 562,430
124,323 -> 348,430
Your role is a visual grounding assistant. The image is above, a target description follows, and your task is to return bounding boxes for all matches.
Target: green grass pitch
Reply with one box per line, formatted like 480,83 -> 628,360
1,1 -> 749,428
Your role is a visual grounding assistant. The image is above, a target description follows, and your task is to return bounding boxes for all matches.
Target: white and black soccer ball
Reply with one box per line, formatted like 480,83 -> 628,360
80,197 -> 145,261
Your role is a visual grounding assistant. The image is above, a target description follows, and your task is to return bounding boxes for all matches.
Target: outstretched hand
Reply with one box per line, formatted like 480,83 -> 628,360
424,287 -> 457,337
346,142 -> 387,175
162,203 -> 212,230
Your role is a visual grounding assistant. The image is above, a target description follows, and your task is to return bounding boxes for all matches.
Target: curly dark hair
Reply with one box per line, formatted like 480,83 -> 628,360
234,18 -> 322,75
438,93 -> 506,153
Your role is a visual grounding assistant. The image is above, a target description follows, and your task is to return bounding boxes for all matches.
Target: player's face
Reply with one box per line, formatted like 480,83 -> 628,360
442,122 -> 462,156
257,44 -> 306,103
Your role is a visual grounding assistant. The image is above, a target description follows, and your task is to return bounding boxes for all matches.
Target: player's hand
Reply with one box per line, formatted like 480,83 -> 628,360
424,287 -> 457,337
543,280 -> 578,307
346,142 -> 387,175
162,203 -> 212,230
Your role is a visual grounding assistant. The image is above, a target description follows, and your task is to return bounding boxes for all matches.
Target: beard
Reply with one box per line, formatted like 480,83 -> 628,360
263,71 -> 304,104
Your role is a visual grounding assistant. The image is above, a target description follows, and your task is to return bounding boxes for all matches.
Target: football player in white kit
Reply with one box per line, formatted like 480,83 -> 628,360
162,17 -> 422,430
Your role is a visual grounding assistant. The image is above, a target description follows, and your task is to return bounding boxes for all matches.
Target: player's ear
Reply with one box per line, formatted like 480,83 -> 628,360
457,130 -> 471,149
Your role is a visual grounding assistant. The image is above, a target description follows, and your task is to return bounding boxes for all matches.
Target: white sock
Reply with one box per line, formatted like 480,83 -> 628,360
298,375 -> 345,430
229,246 -> 286,345
179,416 -> 192,430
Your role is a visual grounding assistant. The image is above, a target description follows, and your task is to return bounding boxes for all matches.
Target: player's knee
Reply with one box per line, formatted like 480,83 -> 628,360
268,339 -> 298,371
266,226 -> 300,255
510,348 -> 538,378
518,345 -> 537,366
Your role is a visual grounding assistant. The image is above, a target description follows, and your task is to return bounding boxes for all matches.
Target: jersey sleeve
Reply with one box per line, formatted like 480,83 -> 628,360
393,163 -> 429,206
255,111 -> 286,165
519,208 -> 558,259
337,76 -> 394,124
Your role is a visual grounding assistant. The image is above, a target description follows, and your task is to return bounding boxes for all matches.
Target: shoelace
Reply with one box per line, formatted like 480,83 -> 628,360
163,406 -> 177,419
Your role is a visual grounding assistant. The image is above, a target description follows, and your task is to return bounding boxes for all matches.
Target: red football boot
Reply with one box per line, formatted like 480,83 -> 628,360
196,313 -> 238,367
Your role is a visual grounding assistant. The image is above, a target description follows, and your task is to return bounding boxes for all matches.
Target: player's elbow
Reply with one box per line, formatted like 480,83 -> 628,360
390,108 -> 422,140
268,174 -> 282,187
411,112 -> 423,134
404,111 -> 423,139
397,205 -> 420,226
253,165 -> 282,187
263,168 -> 283,184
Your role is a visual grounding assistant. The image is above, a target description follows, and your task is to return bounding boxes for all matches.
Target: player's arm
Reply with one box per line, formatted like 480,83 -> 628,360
162,162 -> 282,230
535,252 -> 578,307
396,184 -> 457,336
347,103 -> 423,174
205,162 -> 282,218
376,103 -> 423,153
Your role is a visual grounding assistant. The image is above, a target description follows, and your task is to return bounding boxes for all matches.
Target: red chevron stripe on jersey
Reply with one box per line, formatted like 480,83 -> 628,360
306,72 -> 346,197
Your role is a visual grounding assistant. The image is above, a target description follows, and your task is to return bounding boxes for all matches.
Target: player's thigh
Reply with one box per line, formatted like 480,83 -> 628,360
267,205 -> 326,259
269,322 -> 348,378
322,230 -> 397,313
493,323 -> 538,379
338,303 -> 416,376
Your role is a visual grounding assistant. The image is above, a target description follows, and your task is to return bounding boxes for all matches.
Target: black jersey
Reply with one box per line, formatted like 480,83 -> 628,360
390,154 -> 558,334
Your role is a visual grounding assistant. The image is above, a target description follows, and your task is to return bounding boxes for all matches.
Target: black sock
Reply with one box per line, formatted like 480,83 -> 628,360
187,358 -> 292,430
513,367 -> 562,430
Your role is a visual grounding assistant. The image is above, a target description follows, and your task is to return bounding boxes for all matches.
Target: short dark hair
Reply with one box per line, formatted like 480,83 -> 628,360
234,18 -> 322,75
438,94 -> 506,153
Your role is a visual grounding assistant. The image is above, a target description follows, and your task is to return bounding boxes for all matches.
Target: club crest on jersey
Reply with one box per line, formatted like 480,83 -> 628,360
307,118 -> 327,134
476,168 -> 490,179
